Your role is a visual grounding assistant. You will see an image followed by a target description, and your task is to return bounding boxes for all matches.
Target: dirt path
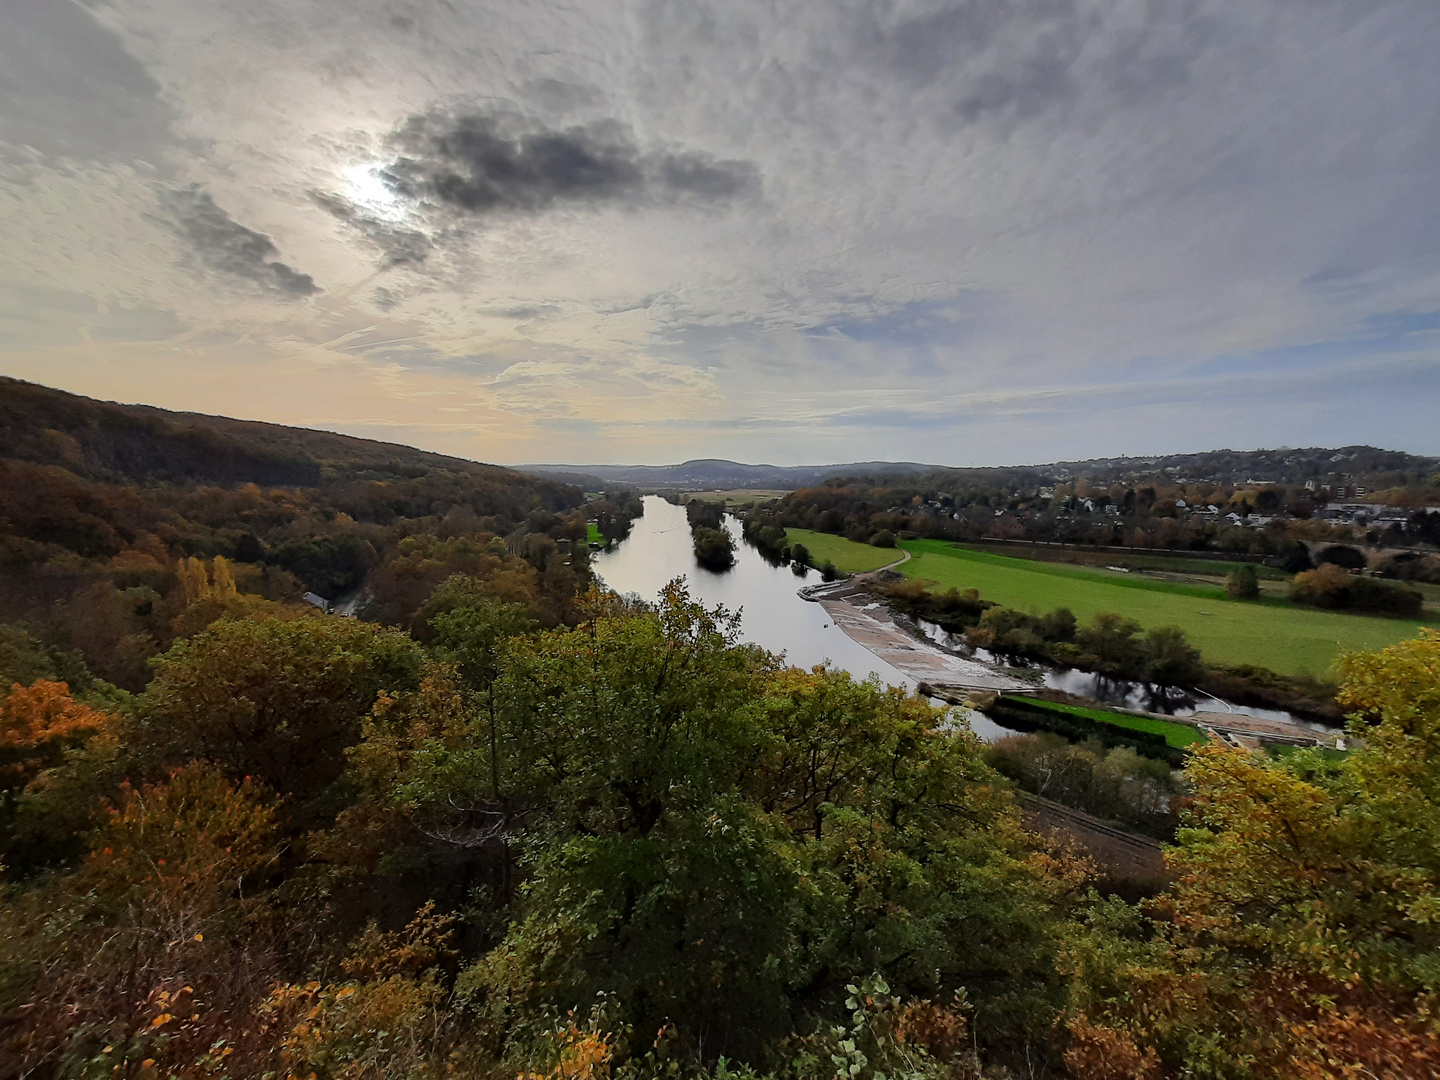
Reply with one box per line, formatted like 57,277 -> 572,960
870,547 -> 911,574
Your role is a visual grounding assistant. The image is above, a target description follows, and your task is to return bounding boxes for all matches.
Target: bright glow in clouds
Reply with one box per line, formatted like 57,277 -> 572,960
0,0 -> 1438,466
342,164 -> 408,223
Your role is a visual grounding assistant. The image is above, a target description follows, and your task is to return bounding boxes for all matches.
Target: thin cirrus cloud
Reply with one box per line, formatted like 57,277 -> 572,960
0,0 -> 1438,465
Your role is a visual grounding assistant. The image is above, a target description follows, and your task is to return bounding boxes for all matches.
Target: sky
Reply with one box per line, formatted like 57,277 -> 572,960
2,0 -> 1439,467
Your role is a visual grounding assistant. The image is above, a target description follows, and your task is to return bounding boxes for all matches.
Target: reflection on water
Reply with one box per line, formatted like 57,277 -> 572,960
593,497 -> 913,685
912,617 -> 1310,726
596,501 -> 1317,741
593,498 -> 1019,742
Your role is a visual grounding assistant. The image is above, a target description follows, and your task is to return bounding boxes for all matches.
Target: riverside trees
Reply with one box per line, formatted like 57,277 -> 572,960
687,498 -> 736,568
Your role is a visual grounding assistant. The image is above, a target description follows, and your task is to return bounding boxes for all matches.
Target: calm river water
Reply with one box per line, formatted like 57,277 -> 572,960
593,496 -> 1310,739
591,497 -> 1017,739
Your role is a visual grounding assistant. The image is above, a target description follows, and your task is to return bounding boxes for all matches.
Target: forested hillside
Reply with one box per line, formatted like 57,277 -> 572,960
0,378 -> 587,689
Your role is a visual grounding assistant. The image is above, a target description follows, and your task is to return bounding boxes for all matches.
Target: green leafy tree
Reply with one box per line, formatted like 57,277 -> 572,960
693,526 -> 737,569
139,615 -> 422,810
1074,613 -> 1145,678
348,582 -> 1086,1061
1142,626 -> 1204,687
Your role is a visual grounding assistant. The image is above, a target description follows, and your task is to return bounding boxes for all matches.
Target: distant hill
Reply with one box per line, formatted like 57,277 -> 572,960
524,447 -> 1439,496
519,459 -> 934,490
1043,447 -> 1439,490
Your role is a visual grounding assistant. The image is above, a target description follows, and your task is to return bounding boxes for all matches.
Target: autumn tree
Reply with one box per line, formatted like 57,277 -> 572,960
1064,630 -> 1440,1078
138,614 -> 422,811
0,764 -> 290,1075
0,679 -> 111,805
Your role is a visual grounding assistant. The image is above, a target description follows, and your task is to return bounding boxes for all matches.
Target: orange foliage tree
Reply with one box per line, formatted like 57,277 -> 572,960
0,678 -> 111,798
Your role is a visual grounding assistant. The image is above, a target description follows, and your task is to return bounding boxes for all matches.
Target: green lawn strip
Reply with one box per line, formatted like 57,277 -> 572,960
587,523 -> 603,545
1017,697 -> 1206,749
898,539 -> 1433,676
784,528 -> 902,573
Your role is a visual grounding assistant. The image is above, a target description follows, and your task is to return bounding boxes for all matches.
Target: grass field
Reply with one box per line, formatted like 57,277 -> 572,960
587,523 -> 604,545
784,528 -> 905,573
1015,697 -> 1207,749
960,542 -> 1291,580
900,540 -> 1434,676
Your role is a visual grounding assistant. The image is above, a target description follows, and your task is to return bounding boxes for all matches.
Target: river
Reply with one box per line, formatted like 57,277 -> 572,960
591,496 -> 1017,739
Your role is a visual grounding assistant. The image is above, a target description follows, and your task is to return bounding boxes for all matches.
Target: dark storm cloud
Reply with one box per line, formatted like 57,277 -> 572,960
380,109 -> 759,217
164,188 -> 319,296
0,0 -> 176,163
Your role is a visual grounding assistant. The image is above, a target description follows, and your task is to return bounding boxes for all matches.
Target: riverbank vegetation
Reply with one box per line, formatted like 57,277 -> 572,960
878,577 -> 1342,721
586,490 -> 645,547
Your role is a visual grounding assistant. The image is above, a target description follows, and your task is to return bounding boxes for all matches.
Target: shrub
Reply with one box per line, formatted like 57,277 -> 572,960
1290,563 -> 1424,617
870,530 -> 896,548
1226,563 -> 1260,599
1373,552 -> 1440,584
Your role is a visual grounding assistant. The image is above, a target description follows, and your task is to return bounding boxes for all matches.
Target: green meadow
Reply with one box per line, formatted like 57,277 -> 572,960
784,528 -> 906,573
898,540 -> 1435,677
1012,696 -> 1207,749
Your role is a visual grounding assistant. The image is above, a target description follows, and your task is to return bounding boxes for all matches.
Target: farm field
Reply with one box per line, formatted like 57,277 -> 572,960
784,528 -> 905,573
899,540 -> 1435,676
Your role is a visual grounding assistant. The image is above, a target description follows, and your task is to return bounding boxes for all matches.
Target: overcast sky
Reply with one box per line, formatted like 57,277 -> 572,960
2,0 -> 1438,466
